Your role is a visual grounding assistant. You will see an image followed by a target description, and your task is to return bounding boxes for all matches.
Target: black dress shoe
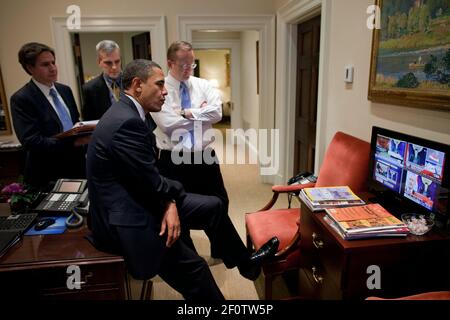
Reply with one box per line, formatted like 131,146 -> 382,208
249,236 -> 280,264
238,262 -> 261,281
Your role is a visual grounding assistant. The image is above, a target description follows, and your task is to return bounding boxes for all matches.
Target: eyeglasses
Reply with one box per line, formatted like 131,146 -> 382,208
176,63 -> 197,70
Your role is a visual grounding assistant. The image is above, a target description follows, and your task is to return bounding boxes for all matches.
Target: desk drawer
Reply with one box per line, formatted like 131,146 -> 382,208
300,211 -> 343,288
0,262 -> 126,300
299,263 -> 342,300
35,263 -> 123,288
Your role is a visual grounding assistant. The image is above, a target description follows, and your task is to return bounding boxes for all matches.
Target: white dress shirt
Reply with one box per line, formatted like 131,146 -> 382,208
32,78 -> 72,122
125,94 -> 146,122
151,73 -> 222,151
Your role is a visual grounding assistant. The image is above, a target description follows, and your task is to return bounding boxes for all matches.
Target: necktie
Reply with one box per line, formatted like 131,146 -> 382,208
49,88 -> 73,132
180,82 -> 195,147
111,80 -> 120,101
180,82 -> 191,109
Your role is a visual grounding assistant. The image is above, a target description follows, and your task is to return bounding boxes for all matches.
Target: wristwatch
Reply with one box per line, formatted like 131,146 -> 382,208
180,109 -> 186,118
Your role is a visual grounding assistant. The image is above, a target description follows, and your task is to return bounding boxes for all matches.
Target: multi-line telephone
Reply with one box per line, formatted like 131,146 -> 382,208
287,171 -> 317,185
35,179 -> 88,214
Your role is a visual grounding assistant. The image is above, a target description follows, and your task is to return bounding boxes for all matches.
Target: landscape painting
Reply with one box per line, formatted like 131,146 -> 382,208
368,0 -> 450,110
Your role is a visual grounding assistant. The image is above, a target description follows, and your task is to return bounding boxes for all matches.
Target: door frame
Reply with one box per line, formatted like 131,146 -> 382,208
192,39 -> 241,130
275,0 -> 332,184
51,16 -> 167,108
178,15 -> 275,183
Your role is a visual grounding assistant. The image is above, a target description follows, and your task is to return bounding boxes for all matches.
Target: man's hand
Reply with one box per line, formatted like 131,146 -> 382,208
200,101 -> 207,108
159,202 -> 181,247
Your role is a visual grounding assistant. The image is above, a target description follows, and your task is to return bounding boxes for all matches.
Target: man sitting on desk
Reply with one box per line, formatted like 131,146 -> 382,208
86,59 -> 279,300
10,42 -> 87,188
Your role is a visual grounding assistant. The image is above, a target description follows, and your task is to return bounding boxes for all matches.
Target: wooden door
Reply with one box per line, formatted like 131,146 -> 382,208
71,33 -> 86,105
132,32 -> 152,60
294,15 -> 321,175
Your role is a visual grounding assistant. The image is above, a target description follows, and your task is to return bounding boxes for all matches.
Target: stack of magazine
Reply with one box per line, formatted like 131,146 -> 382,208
324,203 -> 409,240
299,186 -> 365,212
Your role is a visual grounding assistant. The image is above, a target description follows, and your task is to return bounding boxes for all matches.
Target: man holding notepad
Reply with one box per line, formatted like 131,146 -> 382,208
10,42 -> 87,188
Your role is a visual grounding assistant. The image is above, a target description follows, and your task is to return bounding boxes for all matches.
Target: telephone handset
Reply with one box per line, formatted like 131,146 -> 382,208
35,179 -> 88,213
287,172 -> 317,185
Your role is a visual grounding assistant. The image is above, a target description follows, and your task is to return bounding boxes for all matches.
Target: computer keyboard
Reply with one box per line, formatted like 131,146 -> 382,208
0,213 -> 38,232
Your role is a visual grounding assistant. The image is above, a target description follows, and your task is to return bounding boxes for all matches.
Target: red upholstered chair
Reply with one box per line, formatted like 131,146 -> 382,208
366,291 -> 450,300
245,131 -> 370,299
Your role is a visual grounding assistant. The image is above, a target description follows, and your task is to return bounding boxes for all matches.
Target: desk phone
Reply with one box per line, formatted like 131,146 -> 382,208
35,179 -> 88,214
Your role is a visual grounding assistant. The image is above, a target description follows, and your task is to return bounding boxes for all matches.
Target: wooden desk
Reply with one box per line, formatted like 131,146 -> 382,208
298,200 -> 450,299
0,210 -> 127,299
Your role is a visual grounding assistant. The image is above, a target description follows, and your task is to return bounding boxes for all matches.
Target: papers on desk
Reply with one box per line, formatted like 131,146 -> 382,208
0,140 -> 22,149
299,186 -> 365,212
25,216 -> 67,236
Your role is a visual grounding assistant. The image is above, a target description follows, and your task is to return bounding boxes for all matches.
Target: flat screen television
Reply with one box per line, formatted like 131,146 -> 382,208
369,126 -> 450,227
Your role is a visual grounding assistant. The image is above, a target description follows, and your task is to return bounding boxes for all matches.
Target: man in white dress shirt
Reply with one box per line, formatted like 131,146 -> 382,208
151,41 -> 227,258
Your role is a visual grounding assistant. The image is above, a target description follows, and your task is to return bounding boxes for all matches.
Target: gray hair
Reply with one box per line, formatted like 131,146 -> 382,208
123,59 -> 162,90
96,40 -> 120,57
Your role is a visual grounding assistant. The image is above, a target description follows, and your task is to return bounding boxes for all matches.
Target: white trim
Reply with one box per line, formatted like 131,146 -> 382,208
178,15 -> 276,183
275,0 -> 331,184
192,39 -> 241,131
51,16 -> 167,108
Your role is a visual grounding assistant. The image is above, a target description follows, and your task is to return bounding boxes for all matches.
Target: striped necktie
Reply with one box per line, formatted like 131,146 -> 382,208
180,82 -> 195,147
49,88 -> 73,132
111,80 -> 120,101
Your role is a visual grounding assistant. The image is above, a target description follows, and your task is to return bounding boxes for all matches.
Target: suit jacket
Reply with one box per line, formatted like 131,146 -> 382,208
10,80 -> 86,188
86,95 -> 186,279
81,74 -> 112,121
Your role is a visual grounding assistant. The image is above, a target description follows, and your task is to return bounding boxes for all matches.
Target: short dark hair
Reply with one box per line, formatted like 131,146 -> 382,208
167,41 -> 193,61
122,59 -> 162,90
18,42 -> 55,75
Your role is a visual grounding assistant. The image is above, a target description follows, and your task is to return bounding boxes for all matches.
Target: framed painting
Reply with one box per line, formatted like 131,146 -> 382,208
0,65 -> 12,135
368,0 -> 450,111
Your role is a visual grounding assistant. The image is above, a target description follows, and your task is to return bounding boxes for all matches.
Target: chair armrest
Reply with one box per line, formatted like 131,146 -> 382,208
272,183 -> 315,193
255,183 -> 316,212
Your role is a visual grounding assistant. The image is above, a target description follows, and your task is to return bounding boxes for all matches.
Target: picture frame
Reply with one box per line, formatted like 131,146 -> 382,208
0,66 -> 12,135
368,0 -> 450,111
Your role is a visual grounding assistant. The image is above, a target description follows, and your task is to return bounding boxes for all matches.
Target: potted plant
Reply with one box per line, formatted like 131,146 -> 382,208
0,180 -> 38,214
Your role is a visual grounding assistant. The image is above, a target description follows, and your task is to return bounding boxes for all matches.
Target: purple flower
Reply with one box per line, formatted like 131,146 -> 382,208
1,183 -> 25,195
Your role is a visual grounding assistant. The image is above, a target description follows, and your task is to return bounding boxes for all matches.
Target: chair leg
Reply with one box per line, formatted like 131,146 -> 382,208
125,272 -> 132,299
140,279 -> 153,300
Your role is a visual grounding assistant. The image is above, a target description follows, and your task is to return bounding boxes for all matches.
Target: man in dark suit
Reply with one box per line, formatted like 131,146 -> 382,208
81,40 -> 122,121
10,42 -> 86,188
86,59 -> 279,300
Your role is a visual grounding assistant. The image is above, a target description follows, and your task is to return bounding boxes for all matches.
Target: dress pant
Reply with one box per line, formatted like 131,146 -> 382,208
157,148 -> 229,256
145,193 -> 247,300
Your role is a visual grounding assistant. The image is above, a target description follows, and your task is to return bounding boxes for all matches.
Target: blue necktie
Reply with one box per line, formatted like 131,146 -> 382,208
49,88 -> 73,132
180,82 -> 195,147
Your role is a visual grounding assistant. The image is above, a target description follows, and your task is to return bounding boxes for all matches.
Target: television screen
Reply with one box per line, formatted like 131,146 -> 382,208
370,127 -> 449,220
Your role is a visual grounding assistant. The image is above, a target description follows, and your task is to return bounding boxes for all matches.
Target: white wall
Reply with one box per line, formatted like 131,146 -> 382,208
240,31 -> 260,130
322,0 -> 450,153
273,0 -> 450,181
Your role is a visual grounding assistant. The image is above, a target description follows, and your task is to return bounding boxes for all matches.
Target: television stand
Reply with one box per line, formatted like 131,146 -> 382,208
298,196 -> 450,299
